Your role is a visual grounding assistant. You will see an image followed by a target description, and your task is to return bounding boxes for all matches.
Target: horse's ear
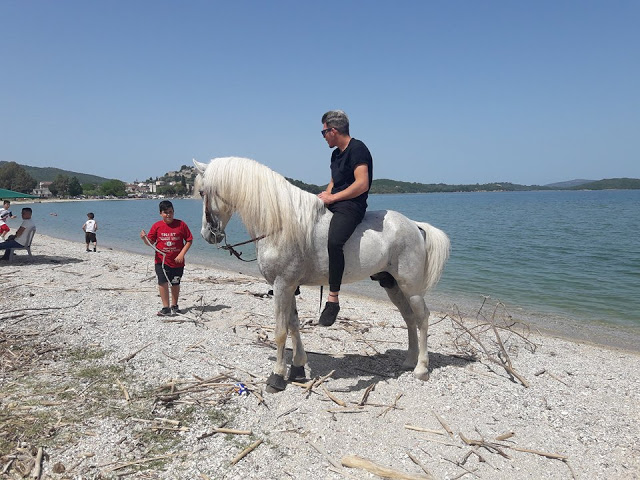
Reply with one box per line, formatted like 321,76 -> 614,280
193,159 -> 207,173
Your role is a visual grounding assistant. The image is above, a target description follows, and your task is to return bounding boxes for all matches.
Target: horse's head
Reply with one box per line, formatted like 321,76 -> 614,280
194,159 -> 231,245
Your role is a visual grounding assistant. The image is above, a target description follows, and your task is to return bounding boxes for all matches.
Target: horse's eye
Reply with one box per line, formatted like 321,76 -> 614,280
199,190 -> 204,198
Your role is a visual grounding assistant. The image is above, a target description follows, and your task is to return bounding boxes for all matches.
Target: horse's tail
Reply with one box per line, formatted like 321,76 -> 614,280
415,221 -> 450,292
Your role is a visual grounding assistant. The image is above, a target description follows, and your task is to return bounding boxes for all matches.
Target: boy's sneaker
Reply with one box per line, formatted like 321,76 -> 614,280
157,307 -> 172,316
171,305 -> 181,314
93,247 -> 96,252
86,249 -> 90,252
318,302 -> 340,326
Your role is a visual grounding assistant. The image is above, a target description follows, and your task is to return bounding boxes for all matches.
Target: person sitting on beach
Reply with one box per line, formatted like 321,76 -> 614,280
0,200 -> 17,240
140,200 -> 193,316
0,207 -> 35,260
82,212 -> 98,252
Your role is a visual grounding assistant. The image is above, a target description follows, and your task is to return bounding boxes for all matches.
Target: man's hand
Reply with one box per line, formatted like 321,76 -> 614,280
318,191 -> 335,205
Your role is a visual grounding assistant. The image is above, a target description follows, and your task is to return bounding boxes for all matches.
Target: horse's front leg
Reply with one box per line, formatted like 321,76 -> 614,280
287,295 -> 308,382
266,282 -> 297,392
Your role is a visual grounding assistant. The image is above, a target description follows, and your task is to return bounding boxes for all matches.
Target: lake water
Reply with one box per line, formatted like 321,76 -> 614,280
17,190 -> 640,350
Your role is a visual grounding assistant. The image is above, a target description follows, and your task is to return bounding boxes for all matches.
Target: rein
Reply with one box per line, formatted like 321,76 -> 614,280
220,234 -> 267,262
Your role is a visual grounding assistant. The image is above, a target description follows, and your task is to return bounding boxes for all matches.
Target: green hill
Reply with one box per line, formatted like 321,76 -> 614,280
0,162 -> 115,185
569,178 -> 640,190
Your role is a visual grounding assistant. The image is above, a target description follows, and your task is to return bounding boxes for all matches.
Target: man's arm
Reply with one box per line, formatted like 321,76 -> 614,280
318,165 -> 369,205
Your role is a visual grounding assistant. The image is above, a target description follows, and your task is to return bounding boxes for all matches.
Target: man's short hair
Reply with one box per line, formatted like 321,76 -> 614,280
159,200 -> 174,212
322,110 -> 350,135
22,207 -> 32,214
87,212 -> 95,219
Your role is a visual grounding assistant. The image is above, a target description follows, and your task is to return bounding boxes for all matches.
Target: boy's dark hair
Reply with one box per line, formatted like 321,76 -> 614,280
22,207 -> 32,214
159,200 -> 174,213
3,200 -> 10,205
87,212 -> 94,219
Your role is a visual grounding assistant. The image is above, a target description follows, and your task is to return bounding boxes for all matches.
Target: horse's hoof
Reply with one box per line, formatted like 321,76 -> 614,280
266,373 -> 287,392
414,368 -> 430,381
287,365 -> 306,382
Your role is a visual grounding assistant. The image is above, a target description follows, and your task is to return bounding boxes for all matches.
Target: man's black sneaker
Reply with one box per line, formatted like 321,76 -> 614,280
171,305 -> 181,314
93,247 -> 96,252
157,307 -> 172,316
319,302 -> 340,326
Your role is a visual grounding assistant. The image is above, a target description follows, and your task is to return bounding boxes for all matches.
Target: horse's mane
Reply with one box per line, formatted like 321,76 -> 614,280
196,157 -> 325,250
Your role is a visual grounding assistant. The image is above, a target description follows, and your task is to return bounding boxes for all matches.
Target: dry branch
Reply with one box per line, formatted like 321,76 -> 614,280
405,424 -> 446,436
341,455 -> 431,480
230,439 -> 263,466
448,300 -> 535,387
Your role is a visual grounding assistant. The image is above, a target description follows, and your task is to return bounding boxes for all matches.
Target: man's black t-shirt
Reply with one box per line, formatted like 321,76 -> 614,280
329,138 -> 373,211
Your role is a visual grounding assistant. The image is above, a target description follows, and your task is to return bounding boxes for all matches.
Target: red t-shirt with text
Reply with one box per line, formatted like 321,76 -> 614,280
147,219 -> 193,268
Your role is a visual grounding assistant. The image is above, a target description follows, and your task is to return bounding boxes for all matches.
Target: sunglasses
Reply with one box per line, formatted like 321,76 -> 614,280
321,127 -> 333,137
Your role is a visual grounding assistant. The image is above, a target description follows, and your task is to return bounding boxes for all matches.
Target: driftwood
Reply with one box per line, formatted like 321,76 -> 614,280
449,299 -> 536,387
230,439 -> 263,466
341,455 -> 431,480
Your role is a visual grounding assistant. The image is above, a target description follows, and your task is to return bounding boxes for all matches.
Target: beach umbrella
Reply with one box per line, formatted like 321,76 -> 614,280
0,188 -> 39,199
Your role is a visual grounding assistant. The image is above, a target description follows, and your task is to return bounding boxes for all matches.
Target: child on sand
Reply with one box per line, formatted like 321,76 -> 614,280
0,200 -> 17,240
82,212 -> 98,252
140,200 -> 193,316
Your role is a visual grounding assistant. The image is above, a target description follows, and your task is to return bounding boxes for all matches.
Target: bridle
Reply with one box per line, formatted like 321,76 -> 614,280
203,193 -> 224,240
203,192 -> 266,262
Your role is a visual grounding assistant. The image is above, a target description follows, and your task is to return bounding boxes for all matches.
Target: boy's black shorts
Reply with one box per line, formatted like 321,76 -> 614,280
155,263 -> 184,285
85,232 -> 97,243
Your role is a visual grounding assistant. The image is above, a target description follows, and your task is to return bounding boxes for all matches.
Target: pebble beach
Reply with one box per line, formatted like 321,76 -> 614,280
1,234 -> 639,479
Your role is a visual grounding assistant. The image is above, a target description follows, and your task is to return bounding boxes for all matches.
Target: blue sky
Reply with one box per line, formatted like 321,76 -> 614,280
1,1 -> 638,186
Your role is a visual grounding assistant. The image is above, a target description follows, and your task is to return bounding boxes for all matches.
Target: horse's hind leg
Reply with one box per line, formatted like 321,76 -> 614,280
380,282 -> 420,371
408,295 -> 430,380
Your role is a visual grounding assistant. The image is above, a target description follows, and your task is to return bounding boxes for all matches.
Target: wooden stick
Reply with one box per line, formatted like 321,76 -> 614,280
230,439 -> 262,466
105,452 -> 186,472
508,445 -> 567,460
341,455 -> 431,480
495,431 -> 515,441
433,412 -> 454,437
32,447 -> 43,479
405,424 -> 446,435
116,378 -> 130,402
358,382 -> 376,406
321,386 -> 346,407
406,451 -> 435,479
308,441 -> 342,470
118,342 -> 152,362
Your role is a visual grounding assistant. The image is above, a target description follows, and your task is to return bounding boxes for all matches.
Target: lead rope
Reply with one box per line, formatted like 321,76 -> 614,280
142,233 -> 172,293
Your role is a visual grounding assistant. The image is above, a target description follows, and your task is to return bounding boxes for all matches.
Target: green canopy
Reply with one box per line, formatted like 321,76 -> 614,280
0,188 -> 39,199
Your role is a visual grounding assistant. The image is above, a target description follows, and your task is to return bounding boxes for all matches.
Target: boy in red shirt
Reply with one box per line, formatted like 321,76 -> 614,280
140,200 -> 193,316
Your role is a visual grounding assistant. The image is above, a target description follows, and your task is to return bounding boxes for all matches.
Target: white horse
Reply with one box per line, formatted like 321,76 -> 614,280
194,157 -> 450,392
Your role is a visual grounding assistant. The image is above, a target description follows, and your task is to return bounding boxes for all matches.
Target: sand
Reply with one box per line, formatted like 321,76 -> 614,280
1,234 -> 638,479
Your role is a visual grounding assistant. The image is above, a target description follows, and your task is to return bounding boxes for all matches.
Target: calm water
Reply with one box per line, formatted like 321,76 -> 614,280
18,190 -> 640,348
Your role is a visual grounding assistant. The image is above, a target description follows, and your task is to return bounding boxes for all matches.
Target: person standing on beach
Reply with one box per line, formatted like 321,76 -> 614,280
0,200 -> 17,240
82,212 -> 98,252
140,200 -> 193,316
317,110 -> 373,327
